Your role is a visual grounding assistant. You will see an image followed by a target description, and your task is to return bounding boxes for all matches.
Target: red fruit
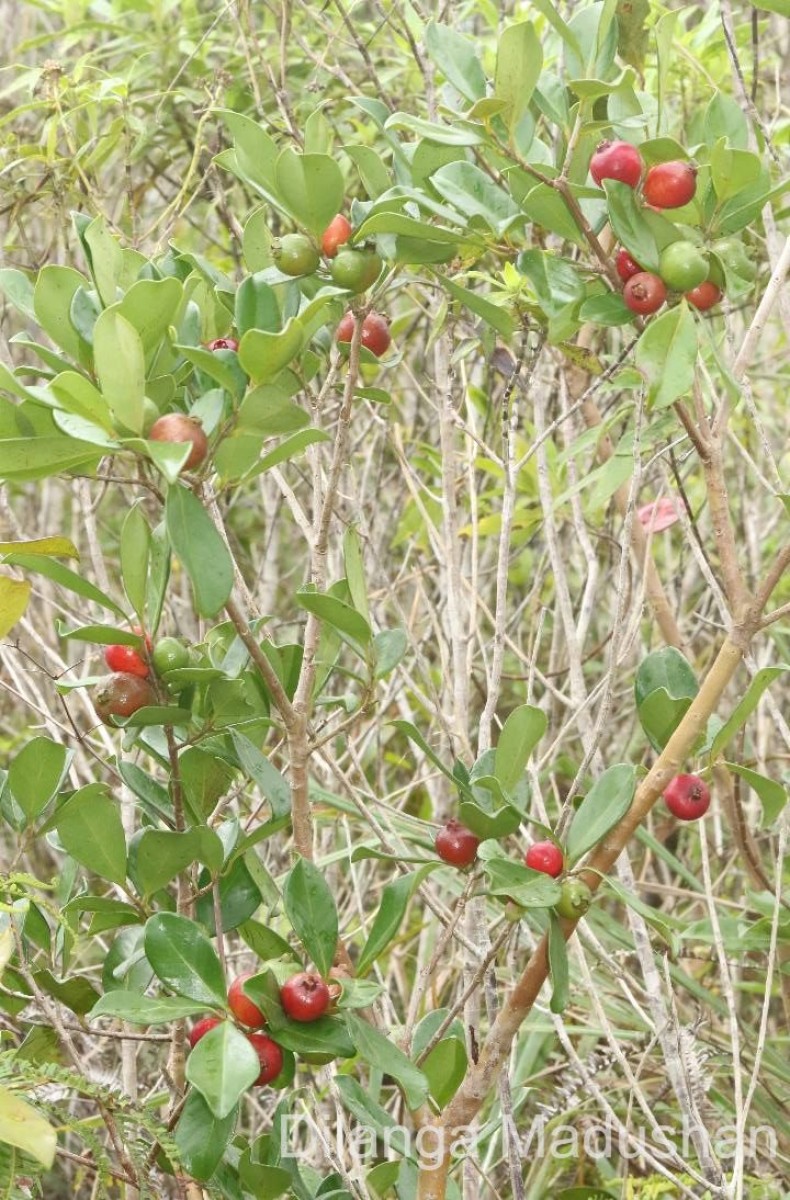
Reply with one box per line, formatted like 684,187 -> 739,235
663,774 -> 711,821
434,819 -> 480,868
321,214 -> 353,258
188,1016 -> 223,1048
336,311 -> 392,357
227,973 -> 266,1029
148,414 -> 208,470
685,281 -> 722,311
93,673 -> 156,724
623,272 -> 667,315
643,161 -> 697,209
615,249 -> 643,283
589,140 -> 643,188
525,841 -> 564,878
247,1033 -> 284,1085
206,337 -> 238,351
280,972 -> 331,1023
104,643 -> 150,678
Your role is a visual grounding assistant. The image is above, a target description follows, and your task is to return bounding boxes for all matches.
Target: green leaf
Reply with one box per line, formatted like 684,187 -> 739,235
238,320 -> 304,384
296,585 -> 372,644
0,536 -> 78,559
54,783 -> 127,885
117,277 -> 183,352
93,309 -> 147,435
579,293 -> 632,326
8,736 -> 71,823
164,485 -> 234,618
390,720 -> 465,789
0,575 -> 31,639
357,868 -> 435,976
144,913 -> 227,1005
275,149 -> 345,237
283,858 -> 339,977
548,912 -> 570,1013
431,162 -> 520,234
635,303 -> 698,408
517,250 -> 586,317
494,704 -> 547,791
711,666 -> 790,760
83,216 -> 124,306
235,273 -> 281,337
185,1021 -> 259,1119
4,553 -> 124,615
0,1087 -> 56,1170
120,503 -> 150,621
436,273 -> 515,339
635,647 -> 699,753
0,268 -> 36,321
518,181 -> 586,247
421,1036 -> 467,1109
33,265 -> 85,358
424,22 -> 486,103
345,1013 -> 429,1110
566,764 -> 636,864
494,22 -> 542,133
90,992 -> 214,1025
175,1090 -> 238,1182
0,437 -> 102,482
603,180 -> 660,272
352,212 -> 468,247
373,628 -> 407,679
136,828 -> 224,895
724,763 -> 788,827
479,848 -> 563,907
231,732 -> 291,818
343,527 -> 370,626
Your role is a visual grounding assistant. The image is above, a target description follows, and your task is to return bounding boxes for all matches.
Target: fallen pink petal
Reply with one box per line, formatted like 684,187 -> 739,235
638,498 -> 680,532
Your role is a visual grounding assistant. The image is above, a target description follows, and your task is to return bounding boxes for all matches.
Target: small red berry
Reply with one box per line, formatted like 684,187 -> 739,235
663,774 -> 711,821
188,1016 -> 223,1049
336,311 -> 391,357
643,161 -> 697,209
434,819 -> 480,868
227,973 -> 266,1029
280,972 -> 331,1023
525,841 -> 564,878
589,140 -> 644,188
623,271 -> 667,315
322,214 -> 353,258
93,673 -> 157,724
104,643 -> 150,678
149,414 -> 208,470
206,337 -> 239,351
685,281 -> 722,311
615,249 -> 643,283
247,1032 -> 284,1085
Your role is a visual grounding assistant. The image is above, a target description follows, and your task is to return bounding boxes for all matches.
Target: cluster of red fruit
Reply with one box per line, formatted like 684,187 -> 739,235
589,140 -> 723,316
434,773 -> 711,918
93,631 -> 190,725
188,970 -> 332,1087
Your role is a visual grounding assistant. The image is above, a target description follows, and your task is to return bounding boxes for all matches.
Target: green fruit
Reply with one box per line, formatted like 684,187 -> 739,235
710,237 -> 756,282
554,878 -> 593,920
658,241 -> 709,291
330,248 -> 383,294
151,637 -> 190,675
273,233 -> 320,277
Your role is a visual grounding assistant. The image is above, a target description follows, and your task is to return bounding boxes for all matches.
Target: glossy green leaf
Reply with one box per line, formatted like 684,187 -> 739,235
711,666 -> 790,760
548,911 -> 570,1013
231,732 -> 291,818
479,848 -> 563,908
175,1090 -> 239,1182
635,303 -> 698,408
90,992 -> 214,1025
117,277 -> 183,352
185,1021 -> 260,1119
357,867 -> 437,976
283,857 -> 339,977
54,784 -> 127,885
724,763 -> 788,827
4,553 -> 124,615
165,485 -> 234,617
238,320 -> 304,384
494,22 -> 542,133
373,628 -> 407,679
494,704 -> 547,792
424,22 -> 486,102
144,913 -> 227,1005
120,503 -> 150,621
136,827 -> 224,895
235,273 -> 281,337
566,764 -> 636,864
93,310 -> 147,435
296,585 -> 372,644
635,647 -> 699,752
421,1037 -> 467,1109
345,1013 -> 429,1110
33,265 -> 85,358
8,736 -> 71,823
603,179 -> 660,272
275,149 -> 345,237
0,437 -> 102,482
432,162 -> 520,233
436,273 -> 515,339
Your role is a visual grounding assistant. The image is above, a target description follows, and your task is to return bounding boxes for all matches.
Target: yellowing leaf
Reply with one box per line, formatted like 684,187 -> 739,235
0,1086 -> 57,1169
0,574 -> 31,637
